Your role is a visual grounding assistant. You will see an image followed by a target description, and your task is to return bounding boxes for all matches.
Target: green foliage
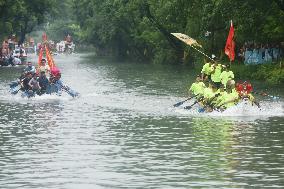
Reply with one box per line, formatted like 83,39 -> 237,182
0,0 -> 55,42
251,64 -> 284,84
70,0 -> 283,64
230,62 -> 284,85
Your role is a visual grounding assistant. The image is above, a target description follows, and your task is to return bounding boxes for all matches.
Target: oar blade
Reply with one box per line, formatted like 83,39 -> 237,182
184,101 -> 198,110
184,105 -> 193,110
65,87 -> 79,98
10,87 -> 20,95
9,81 -> 19,88
173,101 -> 183,107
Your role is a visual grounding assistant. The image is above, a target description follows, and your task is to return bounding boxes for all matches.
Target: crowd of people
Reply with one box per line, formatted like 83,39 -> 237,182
188,57 -> 259,112
13,59 -> 66,97
0,35 -> 27,66
237,43 -> 283,64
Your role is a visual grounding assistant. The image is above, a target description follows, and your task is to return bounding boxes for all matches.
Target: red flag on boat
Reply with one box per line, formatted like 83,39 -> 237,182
224,20 -> 235,62
38,47 -> 43,67
42,33 -> 47,41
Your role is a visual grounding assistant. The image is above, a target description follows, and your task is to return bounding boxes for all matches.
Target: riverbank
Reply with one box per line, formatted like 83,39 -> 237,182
231,62 -> 284,85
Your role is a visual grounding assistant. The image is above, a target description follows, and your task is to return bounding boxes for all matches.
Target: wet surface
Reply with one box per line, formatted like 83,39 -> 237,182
0,54 -> 284,188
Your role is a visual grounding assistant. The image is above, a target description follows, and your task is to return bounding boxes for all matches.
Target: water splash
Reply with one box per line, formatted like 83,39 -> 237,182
174,98 -> 283,119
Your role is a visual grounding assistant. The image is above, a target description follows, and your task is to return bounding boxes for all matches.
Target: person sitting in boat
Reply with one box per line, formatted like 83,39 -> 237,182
237,82 -> 260,108
211,62 -> 223,88
20,72 -> 33,91
48,68 -> 65,95
38,58 -> 50,75
201,82 -> 220,111
212,85 -> 227,109
38,71 -> 49,95
24,61 -> 36,74
28,73 -> 41,95
189,75 -> 206,99
216,80 -> 240,111
220,64 -> 234,88
201,60 -> 214,81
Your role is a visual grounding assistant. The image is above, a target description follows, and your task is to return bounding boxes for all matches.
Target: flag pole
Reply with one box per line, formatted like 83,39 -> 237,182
230,20 -> 232,67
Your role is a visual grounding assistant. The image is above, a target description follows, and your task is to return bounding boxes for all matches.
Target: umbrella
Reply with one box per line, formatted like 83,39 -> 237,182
171,33 -> 214,61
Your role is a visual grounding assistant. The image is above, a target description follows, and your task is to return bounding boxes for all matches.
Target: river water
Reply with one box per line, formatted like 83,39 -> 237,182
0,54 -> 284,188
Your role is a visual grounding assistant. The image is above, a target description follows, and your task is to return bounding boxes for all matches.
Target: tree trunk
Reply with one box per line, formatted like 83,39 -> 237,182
141,2 -> 184,62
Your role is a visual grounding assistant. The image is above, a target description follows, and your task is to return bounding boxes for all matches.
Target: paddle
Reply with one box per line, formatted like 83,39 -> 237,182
173,95 -> 197,107
9,81 -> 19,88
11,88 -> 21,95
62,85 -> 79,97
184,100 -> 199,110
252,100 -> 261,108
253,91 -> 280,100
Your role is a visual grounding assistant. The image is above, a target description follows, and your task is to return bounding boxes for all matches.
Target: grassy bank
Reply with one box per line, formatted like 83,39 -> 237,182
230,62 -> 284,85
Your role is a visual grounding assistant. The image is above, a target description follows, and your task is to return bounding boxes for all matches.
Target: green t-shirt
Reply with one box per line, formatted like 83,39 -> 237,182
211,64 -> 222,83
189,82 -> 206,95
220,70 -> 234,87
203,87 -> 215,100
201,63 -> 214,75
222,90 -> 239,108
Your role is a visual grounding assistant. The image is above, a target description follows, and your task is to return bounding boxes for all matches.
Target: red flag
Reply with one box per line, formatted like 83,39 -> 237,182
225,20 -> 235,61
42,32 -> 47,41
38,47 -> 43,67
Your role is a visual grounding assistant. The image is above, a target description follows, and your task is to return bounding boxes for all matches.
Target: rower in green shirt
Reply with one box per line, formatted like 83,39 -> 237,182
216,80 -> 240,110
189,75 -> 206,98
211,62 -> 223,88
201,61 -> 214,81
220,65 -> 234,88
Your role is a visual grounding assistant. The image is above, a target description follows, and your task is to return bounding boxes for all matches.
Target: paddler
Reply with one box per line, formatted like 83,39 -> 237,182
28,73 -> 41,95
38,71 -> 49,95
216,80 -> 240,111
210,61 -> 223,88
201,56 -> 215,81
38,58 -> 50,75
201,82 -> 220,112
189,75 -> 206,99
212,85 -> 227,109
24,61 -> 36,74
220,64 -> 234,88
239,82 -> 260,108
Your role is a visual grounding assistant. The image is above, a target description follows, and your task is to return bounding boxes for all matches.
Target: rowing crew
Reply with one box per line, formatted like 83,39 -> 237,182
12,59 -> 66,97
188,61 -> 259,112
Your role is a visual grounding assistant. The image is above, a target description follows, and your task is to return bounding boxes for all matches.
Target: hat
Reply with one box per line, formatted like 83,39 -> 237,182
51,67 -> 61,76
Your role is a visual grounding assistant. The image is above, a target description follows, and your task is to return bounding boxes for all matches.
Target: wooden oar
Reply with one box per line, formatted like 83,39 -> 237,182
173,95 -> 197,107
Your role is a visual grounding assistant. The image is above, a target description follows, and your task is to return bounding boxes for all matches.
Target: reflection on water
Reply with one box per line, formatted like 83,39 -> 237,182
0,54 -> 284,188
